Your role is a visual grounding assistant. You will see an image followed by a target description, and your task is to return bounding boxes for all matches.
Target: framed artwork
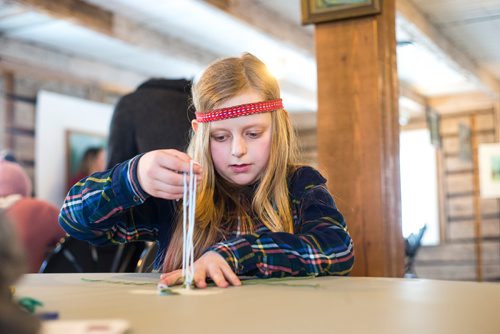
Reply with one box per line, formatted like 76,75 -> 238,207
478,143 -> 500,198
65,130 -> 107,190
458,123 -> 472,162
301,0 -> 381,25
426,108 -> 441,148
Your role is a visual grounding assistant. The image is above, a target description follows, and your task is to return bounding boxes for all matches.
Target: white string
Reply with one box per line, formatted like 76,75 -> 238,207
182,161 -> 197,288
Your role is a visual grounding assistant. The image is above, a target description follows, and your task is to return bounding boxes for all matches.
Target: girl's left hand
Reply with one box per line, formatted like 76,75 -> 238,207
160,251 -> 241,288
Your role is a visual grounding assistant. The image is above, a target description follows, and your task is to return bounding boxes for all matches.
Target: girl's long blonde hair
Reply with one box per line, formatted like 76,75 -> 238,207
163,53 -> 299,272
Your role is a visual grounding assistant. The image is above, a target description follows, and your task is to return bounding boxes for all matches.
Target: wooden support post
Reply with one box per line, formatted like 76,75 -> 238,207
314,0 -> 403,276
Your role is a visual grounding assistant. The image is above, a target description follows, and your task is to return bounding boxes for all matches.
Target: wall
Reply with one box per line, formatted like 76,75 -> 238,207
36,91 -> 113,206
0,70 -> 121,197
414,101 -> 500,281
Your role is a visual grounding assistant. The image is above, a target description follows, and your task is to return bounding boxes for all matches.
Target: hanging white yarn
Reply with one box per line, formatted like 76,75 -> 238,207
182,160 -> 197,288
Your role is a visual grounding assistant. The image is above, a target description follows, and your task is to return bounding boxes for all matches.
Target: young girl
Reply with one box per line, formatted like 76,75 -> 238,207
60,53 -> 354,288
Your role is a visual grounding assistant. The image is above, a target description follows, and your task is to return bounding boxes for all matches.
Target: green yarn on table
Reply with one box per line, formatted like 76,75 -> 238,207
242,275 -> 320,288
80,275 -> 320,291
81,277 -> 157,286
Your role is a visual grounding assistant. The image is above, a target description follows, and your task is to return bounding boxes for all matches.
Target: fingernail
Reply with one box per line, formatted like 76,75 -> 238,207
160,274 -> 166,279
157,283 -> 168,290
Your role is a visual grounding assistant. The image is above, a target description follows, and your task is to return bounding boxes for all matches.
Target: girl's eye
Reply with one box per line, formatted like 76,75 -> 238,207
211,134 -> 227,142
247,132 -> 260,139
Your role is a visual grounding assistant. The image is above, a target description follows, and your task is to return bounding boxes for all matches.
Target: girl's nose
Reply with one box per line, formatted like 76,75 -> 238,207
231,137 -> 247,158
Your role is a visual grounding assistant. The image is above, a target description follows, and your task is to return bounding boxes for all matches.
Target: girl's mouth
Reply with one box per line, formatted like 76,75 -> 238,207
229,164 -> 251,173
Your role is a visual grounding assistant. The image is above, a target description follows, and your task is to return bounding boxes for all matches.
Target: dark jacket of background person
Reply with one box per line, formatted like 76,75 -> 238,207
107,78 -> 194,168
0,160 -> 65,273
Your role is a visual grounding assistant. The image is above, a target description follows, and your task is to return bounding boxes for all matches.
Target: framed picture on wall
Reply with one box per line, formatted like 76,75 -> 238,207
458,123 -> 472,162
65,130 -> 107,192
301,0 -> 381,25
478,143 -> 500,198
426,108 -> 441,148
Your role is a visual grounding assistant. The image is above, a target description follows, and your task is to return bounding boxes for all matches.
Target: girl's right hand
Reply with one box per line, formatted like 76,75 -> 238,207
137,149 -> 202,200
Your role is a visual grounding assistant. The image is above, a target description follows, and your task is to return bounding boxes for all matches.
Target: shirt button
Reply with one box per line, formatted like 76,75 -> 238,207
133,196 -> 140,202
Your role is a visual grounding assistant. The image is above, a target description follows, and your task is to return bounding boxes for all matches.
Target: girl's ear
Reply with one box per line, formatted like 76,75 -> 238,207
191,120 -> 199,133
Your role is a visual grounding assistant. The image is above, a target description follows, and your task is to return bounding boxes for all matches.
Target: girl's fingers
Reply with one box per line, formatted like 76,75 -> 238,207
150,182 -> 185,195
220,265 -> 241,286
194,270 -> 207,289
160,270 -> 182,286
150,167 -> 186,187
157,150 -> 202,175
207,266 -> 229,288
138,150 -> 202,197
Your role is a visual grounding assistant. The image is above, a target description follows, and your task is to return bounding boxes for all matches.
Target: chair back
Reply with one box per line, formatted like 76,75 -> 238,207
39,236 -> 145,273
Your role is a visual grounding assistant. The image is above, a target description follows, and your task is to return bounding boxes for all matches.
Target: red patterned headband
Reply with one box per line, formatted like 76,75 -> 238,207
195,99 -> 283,123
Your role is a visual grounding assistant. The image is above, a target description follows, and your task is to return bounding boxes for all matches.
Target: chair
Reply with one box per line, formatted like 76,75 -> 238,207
39,236 -> 145,273
404,224 -> 427,278
135,241 -> 159,273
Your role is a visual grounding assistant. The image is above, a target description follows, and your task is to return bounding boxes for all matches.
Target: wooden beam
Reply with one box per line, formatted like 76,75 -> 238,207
204,0 -> 314,54
397,0 -> 500,96
399,82 -> 427,107
0,37 -> 145,94
111,16 -> 217,67
13,0 -> 218,67
428,92 -> 497,115
16,0 -> 113,35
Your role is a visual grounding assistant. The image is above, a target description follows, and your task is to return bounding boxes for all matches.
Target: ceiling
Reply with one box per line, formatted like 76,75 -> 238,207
0,0 -> 499,114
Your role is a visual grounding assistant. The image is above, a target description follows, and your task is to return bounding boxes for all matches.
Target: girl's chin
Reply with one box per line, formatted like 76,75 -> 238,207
223,174 -> 259,187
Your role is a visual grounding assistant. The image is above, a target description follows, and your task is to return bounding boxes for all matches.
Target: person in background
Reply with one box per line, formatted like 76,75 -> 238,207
0,159 -> 66,272
67,146 -> 106,190
106,78 -> 193,168
102,78 -> 194,272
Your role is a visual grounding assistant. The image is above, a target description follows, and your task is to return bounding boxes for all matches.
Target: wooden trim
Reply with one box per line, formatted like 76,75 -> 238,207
17,159 -> 35,168
3,71 -> 15,150
441,129 -> 495,139
448,213 -> 499,222
5,93 -> 37,105
436,146 -> 447,244
442,236 -> 500,244
445,169 -> 474,175
436,108 -> 494,119
7,126 -> 36,137
301,0 -> 381,25
471,115 -> 483,282
446,191 -> 474,199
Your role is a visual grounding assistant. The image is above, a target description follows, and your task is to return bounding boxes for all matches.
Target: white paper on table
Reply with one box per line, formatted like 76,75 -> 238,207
40,319 -> 130,334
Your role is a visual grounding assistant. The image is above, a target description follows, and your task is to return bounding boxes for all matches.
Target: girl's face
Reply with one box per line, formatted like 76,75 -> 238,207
208,90 -> 272,186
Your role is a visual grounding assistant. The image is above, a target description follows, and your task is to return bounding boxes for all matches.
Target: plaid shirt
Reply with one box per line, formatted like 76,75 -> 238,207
59,155 -> 354,277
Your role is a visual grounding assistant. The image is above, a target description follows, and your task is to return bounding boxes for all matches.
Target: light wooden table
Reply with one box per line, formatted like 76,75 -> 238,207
16,273 -> 500,334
